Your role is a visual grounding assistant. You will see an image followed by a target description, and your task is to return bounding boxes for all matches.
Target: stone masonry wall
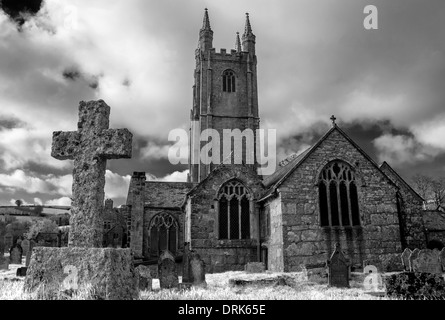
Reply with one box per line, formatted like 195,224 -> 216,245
126,172 -> 146,258
270,129 -> 402,271
380,164 -> 426,249
264,195 -> 284,272
189,164 -> 263,273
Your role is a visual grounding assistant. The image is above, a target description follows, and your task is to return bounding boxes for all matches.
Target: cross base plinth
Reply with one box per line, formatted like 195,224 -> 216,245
24,247 -> 138,300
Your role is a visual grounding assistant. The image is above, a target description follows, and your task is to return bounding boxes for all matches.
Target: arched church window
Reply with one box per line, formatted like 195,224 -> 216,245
222,70 -> 236,93
318,161 -> 360,227
149,212 -> 178,257
218,180 -> 250,239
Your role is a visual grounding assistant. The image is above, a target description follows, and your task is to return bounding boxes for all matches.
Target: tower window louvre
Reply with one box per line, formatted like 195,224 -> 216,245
222,70 -> 236,93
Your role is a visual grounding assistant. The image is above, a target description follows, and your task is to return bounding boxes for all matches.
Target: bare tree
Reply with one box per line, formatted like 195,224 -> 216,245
431,178 -> 445,210
410,174 -> 433,200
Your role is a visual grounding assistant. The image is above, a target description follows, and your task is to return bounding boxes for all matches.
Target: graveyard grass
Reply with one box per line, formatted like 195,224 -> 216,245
0,269 -> 390,300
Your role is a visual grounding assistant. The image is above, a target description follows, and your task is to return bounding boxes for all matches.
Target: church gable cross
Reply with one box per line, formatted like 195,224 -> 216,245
51,100 -> 132,247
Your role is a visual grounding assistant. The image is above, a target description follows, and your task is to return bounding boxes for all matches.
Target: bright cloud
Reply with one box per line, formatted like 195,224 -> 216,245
160,170 -> 189,182
373,134 -> 442,166
45,196 -> 71,206
104,170 -> 131,199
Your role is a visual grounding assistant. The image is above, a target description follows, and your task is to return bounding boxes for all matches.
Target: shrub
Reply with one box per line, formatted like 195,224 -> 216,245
385,272 -> 445,300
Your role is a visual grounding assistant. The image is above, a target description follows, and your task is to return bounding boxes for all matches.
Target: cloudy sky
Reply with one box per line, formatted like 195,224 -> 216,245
0,0 -> 444,207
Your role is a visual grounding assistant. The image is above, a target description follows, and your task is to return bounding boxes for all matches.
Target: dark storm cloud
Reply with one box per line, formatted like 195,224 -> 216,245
62,68 -> 80,81
0,0 -> 44,26
1,0 -> 444,205
0,115 -> 26,130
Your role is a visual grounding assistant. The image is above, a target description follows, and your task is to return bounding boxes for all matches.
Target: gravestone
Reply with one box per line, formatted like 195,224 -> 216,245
135,265 -> 152,291
25,240 -> 36,267
189,253 -> 207,287
401,248 -> 412,271
158,250 -> 178,289
409,248 -> 420,272
412,249 -> 442,274
327,243 -> 349,288
9,244 -> 22,264
23,100 -> 137,300
245,262 -> 266,273
21,239 -> 30,257
51,100 -> 132,247
16,267 -> 27,277
4,233 -> 13,252
441,248 -> 445,272
364,265 -> 378,274
0,238 -> 4,255
0,253 -> 8,270
182,243 -> 191,283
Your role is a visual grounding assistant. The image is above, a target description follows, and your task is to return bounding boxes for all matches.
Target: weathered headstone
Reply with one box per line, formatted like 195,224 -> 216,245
16,267 -> 27,277
245,262 -> 266,273
189,253 -> 207,287
182,243 -> 191,283
21,239 -> 30,257
441,248 -> 445,272
409,248 -> 420,272
9,244 -> 22,264
0,253 -> 9,270
4,233 -> 13,252
401,248 -> 412,271
25,240 -> 36,267
158,250 -> 178,289
412,249 -> 442,274
364,265 -> 378,274
327,243 -> 349,288
135,265 -> 152,291
52,100 -> 132,247
0,238 -> 5,255
23,100 -> 137,300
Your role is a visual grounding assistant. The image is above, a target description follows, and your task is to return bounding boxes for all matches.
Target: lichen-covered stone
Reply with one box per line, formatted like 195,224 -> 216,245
158,250 -> 178,289
412,249 -> 442,274
135,265 -> 152,291
51,100 -> 132,247
245,262 -> 265,273
23,247 -> 137,300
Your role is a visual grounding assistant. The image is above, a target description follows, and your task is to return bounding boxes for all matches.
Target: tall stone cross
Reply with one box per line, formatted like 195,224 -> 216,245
52,100 -> 132,247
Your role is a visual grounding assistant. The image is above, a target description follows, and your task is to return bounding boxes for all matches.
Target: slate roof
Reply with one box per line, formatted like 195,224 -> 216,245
262,147 -> 311,188
379,161 -> 424,202
259,124 -> 397,202
144,181 -> 196,208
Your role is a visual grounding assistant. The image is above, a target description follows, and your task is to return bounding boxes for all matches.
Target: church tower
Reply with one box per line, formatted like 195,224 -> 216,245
189,9 -> 260,183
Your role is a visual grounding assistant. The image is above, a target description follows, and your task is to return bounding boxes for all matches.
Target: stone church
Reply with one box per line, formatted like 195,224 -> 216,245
121,9 -> 429,273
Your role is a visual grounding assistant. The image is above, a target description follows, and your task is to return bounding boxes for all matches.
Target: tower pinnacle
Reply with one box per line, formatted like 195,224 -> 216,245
201,8 -> 211,31
243,13 -> 253,35
198,8 -> 213,52
242,13 -> 256,55
235,32 -> 241,52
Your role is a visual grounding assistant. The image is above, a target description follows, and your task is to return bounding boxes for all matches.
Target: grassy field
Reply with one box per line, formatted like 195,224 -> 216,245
0,261 -> 389,300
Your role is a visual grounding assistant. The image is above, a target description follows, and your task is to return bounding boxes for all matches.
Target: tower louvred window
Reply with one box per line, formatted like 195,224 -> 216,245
222,70 -> 236,93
